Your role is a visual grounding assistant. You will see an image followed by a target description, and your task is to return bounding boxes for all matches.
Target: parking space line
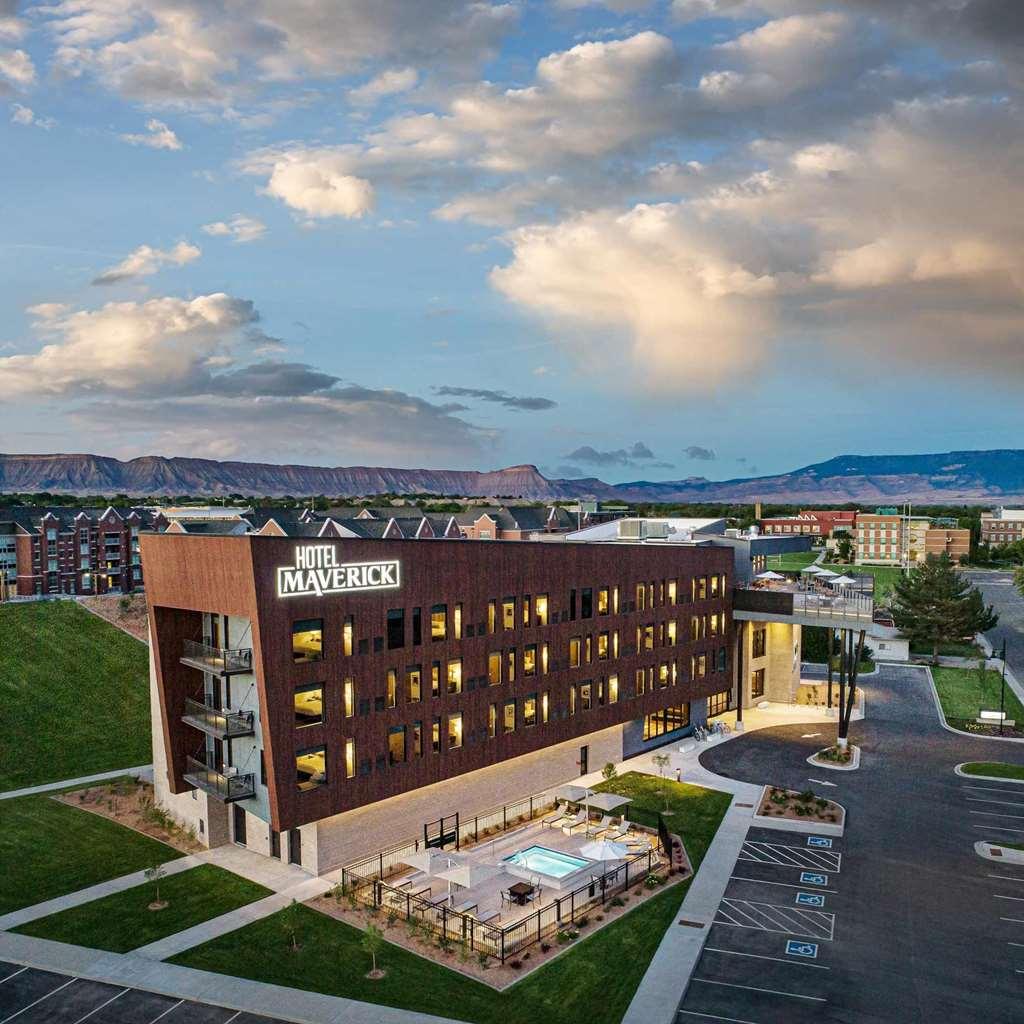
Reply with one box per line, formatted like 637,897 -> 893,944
717,899 -> 834,939
0,969 -> 26,986
691,978 -> 826,1003
0,977 -> 76,1024
995,895 -> 1024,902
1008,941 -> 1024,947
970,810 -> 1024,819
739,842 -> 841,872
72,989 -> 128,1024
224,1014 -> 241,1023
704,947 -> 830,970
999,917 -> 1024,924
962,785 -> 1024,795
975,824 -> 1024,833
148,1000 -> 184,1023
729,876 -> 839,893
987,875 -> 1024,881
678,1011 -> 760,1024
966,797 -> 1024,808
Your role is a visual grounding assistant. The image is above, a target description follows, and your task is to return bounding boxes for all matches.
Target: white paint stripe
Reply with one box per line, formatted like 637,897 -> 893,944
967,797 -> 1024,808
1009,941 -> 1024,947
720,899 -> 833,939
962,785 -> 1024,794
0,977 -> 76,1024
72,989 -> 128,1024
971,810 -> 1024,819
729,876 -> 839,893
704,947 -> 830,970
678,1011 -> 761,1024
691,977 -> 826,1003
147,999 -> 184,1023
987,874 -> 1024,881
999,917 -> 1024,924
0,969 -> 27,986
995,895 -> 1024,902
975,824 -> 1024,833
224,1013 -> 241,1023
714,909 -> 746,928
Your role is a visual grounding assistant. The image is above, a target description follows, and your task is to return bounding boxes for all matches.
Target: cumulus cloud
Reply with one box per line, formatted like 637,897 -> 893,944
433,386 -> 557,411
119,118 -> 182,150
245,149 -> 375,220
349,66 -> 418,105
202,215 -> 266,243
92,241 -> 200,285
0,47 -> 33,91
563,441 -> 673,468
684,446 -> 716,461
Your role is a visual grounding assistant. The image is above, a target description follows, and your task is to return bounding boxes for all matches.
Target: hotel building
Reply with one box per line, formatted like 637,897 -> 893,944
981,508 -> 1024,546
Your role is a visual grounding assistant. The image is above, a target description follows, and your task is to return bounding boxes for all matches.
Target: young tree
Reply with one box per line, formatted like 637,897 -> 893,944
601,762 -> 618,781
836,536 -> 854,563
651,753 -> 671,777
890,554 -> 998,664
362,923 -> 385,977
282,898 -> 302,952
145,862 -> 167,909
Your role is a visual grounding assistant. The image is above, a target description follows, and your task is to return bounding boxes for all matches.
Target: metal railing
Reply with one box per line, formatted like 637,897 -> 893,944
792,591 -> 874,622
183,755 -> 255,802
182,696 -> 255,739
181,639 -> 253,674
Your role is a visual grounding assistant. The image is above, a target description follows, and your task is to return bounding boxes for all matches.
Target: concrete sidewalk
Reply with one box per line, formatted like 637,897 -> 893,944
0,765 -> 154,801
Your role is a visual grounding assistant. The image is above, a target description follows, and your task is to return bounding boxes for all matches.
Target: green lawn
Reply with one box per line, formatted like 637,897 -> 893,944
911,640 -> 980,658
0,601 -> 151,791
766,550 -> 820,571
0,792 -> 182,915
14,864 -> 271,952
172,775 -> 732,1024
932,667 -> 1024,723
961,762 -> 1024,781
821,563 -> 903,602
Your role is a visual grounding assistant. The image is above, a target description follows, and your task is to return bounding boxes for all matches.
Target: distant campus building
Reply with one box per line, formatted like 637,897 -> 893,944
980,507 -> 1024,546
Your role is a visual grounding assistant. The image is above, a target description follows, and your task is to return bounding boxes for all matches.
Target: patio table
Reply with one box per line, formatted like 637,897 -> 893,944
508,881 -> 535,906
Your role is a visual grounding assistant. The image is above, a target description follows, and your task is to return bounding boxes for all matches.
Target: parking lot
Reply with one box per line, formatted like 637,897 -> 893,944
0,961 -> 290,1024
678,826 -> 847,1024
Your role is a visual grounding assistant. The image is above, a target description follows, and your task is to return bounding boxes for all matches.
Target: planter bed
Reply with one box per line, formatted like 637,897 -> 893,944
752,786 -> 845,837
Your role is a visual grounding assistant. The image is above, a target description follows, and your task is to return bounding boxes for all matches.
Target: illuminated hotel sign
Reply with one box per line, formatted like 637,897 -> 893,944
277,545 -> 400,598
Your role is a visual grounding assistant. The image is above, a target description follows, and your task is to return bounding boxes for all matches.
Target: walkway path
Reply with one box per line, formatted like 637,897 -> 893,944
0,765 -> 154,801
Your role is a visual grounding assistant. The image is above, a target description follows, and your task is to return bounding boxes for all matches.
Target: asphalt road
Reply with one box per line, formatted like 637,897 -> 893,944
964,570 -> 1024,680
693,663 -> 1024,1024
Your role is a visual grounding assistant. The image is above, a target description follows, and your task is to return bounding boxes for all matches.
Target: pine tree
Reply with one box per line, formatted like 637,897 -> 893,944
891,554 -> 998,664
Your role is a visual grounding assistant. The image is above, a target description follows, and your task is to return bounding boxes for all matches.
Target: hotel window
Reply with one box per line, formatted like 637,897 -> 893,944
581,587 -> 593,619
597,587 -> 609,614
751,668 -> 765,699
569,637 -> 582,668
446,659 -> 462,694
717,647 -> 727,673
693,653 -> 707,679
488,601 -> 497,634
541,642 -> 549,674
667,579 -> 677,605
388,725 -> 407,765
752,628 -> 767,659
608,674 -> 619,704
407,665 -> 422,703
413,721 -> 423,757
343,616 -> 354,657
643,704 -> 690,740
448,713 -> 464,749
694,576 -> 708,601
690,616 -> 702,641
569,684 -> 577,715
710,575 -> 719,597
507,649 -> 516,683
641,624 -> 655,651
636,668 -> 646,696
658,663 -> 670,689
502,597 -> 516,630
672,662 -> 678,685
454,603 -> 463,640
291,619 -> 323,663
412,608 -> 422,646
666,621 -> 677,646
535,594 -> 548,626
489,651 -> 502,685
343,679 -> 355,718
294,684 -> 324,727
386,609 -> 404,650
612,586 -> 619,614
46,528 -> 56,542
542,691 -> 550,723
523,644 -> 537,677
597,632 -> 609,660
524,693 -> 538,727
710,613 -> 720,636
569,589 -> 576,620
386,669 -> 397,708
431,604 -> 447,641
580,682 -> 593,711
432,718 -> 441,753
489,703 -> 498,737
344,739 -> 356,779
296,745 -> 326,791
503,700 -> 516,733
708,689 -> 732,717
523,596 -> 531,627
636,583 -> 646,611
431,662 -> 441,698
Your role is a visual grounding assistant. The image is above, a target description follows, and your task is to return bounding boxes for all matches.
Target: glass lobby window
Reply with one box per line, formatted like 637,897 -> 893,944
407,665 -> 422,703
581,588 -> 593,619
296,746 -> 326,791
294,683 -> 324,726
431,604 -> 447,641
454,603 -> 463,640
488,651 -> 502,685
343,616 -> 354,657
343,678 -> 355,718
569,637 -> 582,668
448,712 -> 463,749
751,667 -> 765,699
580,683 -> 592,711
388,725 -> 407,765
386,609 -> 404,650
489,703 -> 498,738
535,594 -> 548,626
446,659 -> 462,694
502,597 -> 516,630
752,628 -> 767,659
524,694 -> 537,727
597,587 -> 609,614
345,738 -> 356,778
542,691 -> 550,723
507,649 -> 516,683
523,644 -> 537,676
292,618 -> 323,663
432,718 -> 441,753
608,674 -> 619,704
386,669 -> 397,708
708,690 -> 731,717
503,700 -> 516,733
597,632 -> 609,660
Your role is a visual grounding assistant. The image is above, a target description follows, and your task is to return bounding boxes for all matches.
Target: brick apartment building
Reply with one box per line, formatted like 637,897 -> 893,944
759,510 -> 858,539
855,512 -> 970,566
981,508 -> 1024,546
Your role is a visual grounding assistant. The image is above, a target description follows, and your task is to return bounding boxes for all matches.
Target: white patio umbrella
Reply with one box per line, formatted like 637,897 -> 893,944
801,565 -> 825,574
435,861 -> 502,892
404,848 -> 460,875
586,792 -> 633,812
579,839 -> 630,861
815,568 -> 839,578
829,575 -> 857,587
755,570 -> 786,580
554,783 -> 591,803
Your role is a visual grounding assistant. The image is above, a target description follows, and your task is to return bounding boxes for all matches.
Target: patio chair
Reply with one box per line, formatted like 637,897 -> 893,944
542,803 -> 568,827
601,819 -> 630,841
587,814 -> 615,837
561,810 -> 589,834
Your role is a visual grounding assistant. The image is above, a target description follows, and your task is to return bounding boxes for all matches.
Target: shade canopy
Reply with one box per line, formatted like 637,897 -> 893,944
801,565 -> 825,574
829,575 -> 857,586
814,568 -> 839,578
436,862 -> 502,889
579,839 -> 630,861
586,791 -> 634,812
404,849 -> 460,875
554,784 -> 591,803
755,570 -> 786,580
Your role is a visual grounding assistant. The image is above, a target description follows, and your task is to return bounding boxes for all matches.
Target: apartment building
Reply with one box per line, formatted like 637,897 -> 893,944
142,531 -> 735,873
981,508 -> 1024,546
855,512 -> 969,566
760,510 -> 858,539
0,506 -> 155,596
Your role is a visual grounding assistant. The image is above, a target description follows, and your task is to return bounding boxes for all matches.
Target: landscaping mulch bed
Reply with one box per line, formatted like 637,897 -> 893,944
757,786 -> 843,825
78,593 -> 150,643
948,718 -> 1024,739
56,777 -> 202,854
810,744 -> 854,767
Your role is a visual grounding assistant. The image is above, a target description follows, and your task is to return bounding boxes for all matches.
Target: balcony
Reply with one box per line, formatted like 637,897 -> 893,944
181,639 -> 253,675
182,696 -> 255,740
733,581 -> 874,630
183,755 -> 255,803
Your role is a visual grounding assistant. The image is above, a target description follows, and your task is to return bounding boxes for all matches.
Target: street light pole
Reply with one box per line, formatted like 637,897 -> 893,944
999,639 -> 1008,737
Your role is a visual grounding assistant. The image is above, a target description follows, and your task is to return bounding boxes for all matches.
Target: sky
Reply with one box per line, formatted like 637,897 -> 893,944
1,0 -> 1023,485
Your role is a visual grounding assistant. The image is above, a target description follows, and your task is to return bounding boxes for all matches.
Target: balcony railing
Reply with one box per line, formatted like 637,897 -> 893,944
182,696 -> 255,740
183,755 -> 255,803
181,639 -> 253,675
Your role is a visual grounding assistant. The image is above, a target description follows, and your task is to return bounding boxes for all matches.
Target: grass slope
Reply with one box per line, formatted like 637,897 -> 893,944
932,667 -> 1024,723
821,563 -> 903,602
172,775 -> 732,1024
0,600 -> 151,791
0,793 -> 182,915
961,762 -> 1024,781
767,550 -> 819,571
14,864 -> 271,952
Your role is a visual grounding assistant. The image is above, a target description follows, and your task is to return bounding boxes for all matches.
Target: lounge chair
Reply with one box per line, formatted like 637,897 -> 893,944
601,819 -> 630,841
587,814 -> 615,837
561,810 -> 589,834
542,804 -> 569,827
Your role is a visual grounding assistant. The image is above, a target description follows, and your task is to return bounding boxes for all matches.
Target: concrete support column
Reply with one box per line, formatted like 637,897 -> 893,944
734,621 -> 745,731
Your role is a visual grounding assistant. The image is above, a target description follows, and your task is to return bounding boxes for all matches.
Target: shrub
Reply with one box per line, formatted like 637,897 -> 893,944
644,873 -> 660,889
799,789 -> 816,803
510,959 -> 523,970
576,915 -> 589,927
610,896 -> 625,908
540,942 -> 552,952
477,952 -> 490,969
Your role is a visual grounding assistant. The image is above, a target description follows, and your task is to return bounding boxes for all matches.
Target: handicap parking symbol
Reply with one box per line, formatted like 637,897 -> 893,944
795,891 -> 826,908
799,871 -> 828,886
786,940 -> 819,959
807,836 -> 833,848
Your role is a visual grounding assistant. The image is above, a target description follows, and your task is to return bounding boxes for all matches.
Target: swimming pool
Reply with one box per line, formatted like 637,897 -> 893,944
503,845 -> 590,879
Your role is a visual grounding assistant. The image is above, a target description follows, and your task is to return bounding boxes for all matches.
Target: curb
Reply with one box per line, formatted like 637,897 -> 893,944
751,786 -> 846,837
924,666 -> 1024,745
954,763 -> 1024,785
806,745 -> 861,772
975,841 -> 1024,864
